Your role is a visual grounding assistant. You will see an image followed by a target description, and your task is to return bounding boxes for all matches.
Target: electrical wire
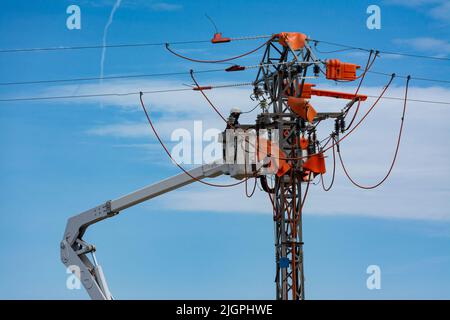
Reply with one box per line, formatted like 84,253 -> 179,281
317,74 -> 397,157
0,35 -> 274,54
366,95 -> 449,105
320,136 -> 336,192
165,37 -> 272,64
190,70 -> 230,124
344,51 -> 378,130
300,173 -> 312,212
367,70 -> 450,85
0,39 -> 211,53
0,69 -> 224,86
139,92 -> 248,188
0,82 -> 254,102
309,39 -> 450,61
1,65 -> 447,87
241,102 -> 261,114
2,33 -> 448,62
337,76 -> 411,189
0,61 -> 319,87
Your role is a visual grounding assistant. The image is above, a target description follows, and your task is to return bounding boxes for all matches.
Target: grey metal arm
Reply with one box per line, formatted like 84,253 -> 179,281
60,162 -> 230,300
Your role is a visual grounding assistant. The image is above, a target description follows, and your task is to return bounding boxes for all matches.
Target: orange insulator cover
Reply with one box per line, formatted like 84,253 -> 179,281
310,88 -> 368,101
297,82 -> 314,99
257,137 -> 291,177
284,81 -> 315,98
211,32 -> 231,44
299,137 -> 309,150
278,32 -> 307,51
303,153 -> 326,175
326,59 -> 360,81
287,97 -> 317,123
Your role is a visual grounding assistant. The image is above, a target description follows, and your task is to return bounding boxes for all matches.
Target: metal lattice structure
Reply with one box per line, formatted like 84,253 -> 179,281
253,36 -> 321,300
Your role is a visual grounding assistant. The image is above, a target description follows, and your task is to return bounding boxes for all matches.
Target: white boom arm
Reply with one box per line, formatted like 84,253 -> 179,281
60,162 -> 231,300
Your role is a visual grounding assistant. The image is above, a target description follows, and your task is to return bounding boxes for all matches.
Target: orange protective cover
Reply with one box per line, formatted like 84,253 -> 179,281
311,88 -> 367,101
326,59 -> 360,81
303,153 -> 326,174
287,97 -> 317,123
211,33 -> 231,44
257,138 -> 291,177
278,32 -> 307,51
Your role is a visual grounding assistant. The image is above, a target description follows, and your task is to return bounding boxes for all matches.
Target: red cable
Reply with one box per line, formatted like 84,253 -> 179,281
337,76 -> 411,189
190,70 -> 230,124
165,37 -> 272,64
300,173 -> 312,212
321,137 -> 336,191
139,92 -> 248,188
344,51 -> 378,130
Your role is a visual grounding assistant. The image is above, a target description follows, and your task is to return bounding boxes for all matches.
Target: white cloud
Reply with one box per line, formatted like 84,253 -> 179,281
394,37 -> 450,55
429,1 -> 450,22
87,122 -> 149,138
86,119 -> 207,138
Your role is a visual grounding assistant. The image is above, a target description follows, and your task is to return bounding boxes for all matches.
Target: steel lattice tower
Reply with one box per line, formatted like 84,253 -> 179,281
254,36 -> 319,300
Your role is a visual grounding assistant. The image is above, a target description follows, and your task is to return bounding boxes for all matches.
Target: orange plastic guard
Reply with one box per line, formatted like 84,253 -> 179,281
299,136 -> 309,150
326,59 -> 360,81
284,81 -> 315,98
300,83 -> 315,99
257,137 -> 291,177
303,153 -> 326,175
311,88 -> 367,101
211,32 -> 231,44
278,32 -> 307,51
287,97 -> 317,123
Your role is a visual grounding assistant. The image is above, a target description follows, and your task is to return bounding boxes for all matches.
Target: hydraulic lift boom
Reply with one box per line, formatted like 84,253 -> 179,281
60,162 -> 231,300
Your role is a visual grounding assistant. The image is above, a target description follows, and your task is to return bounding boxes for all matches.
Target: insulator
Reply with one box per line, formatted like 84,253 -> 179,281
334,118 -> 340,134
313,64 -> 320,77
253,86 -> 262,98
340,118 -> 346,133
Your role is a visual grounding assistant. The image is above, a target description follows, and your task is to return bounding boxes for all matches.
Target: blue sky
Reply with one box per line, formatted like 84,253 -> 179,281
0,0 -> 449,299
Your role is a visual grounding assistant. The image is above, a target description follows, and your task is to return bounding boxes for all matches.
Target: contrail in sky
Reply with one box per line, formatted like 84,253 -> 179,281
100,0 -> 122,83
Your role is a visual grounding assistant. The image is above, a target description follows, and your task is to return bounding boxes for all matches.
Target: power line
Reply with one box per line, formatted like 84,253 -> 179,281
1,66 -> 448,87
1,85 -> 449,105
310,39 -> 450,61
2,34 -> 448,63
0,39 -> 210,53
0,35 -> 272,54
0,82 -> 254,102
0,88 -> 190,102
366,95 -> 450,105
0,69 -> 224,86
0,61 -> 319,87
367,70 -> 450,84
